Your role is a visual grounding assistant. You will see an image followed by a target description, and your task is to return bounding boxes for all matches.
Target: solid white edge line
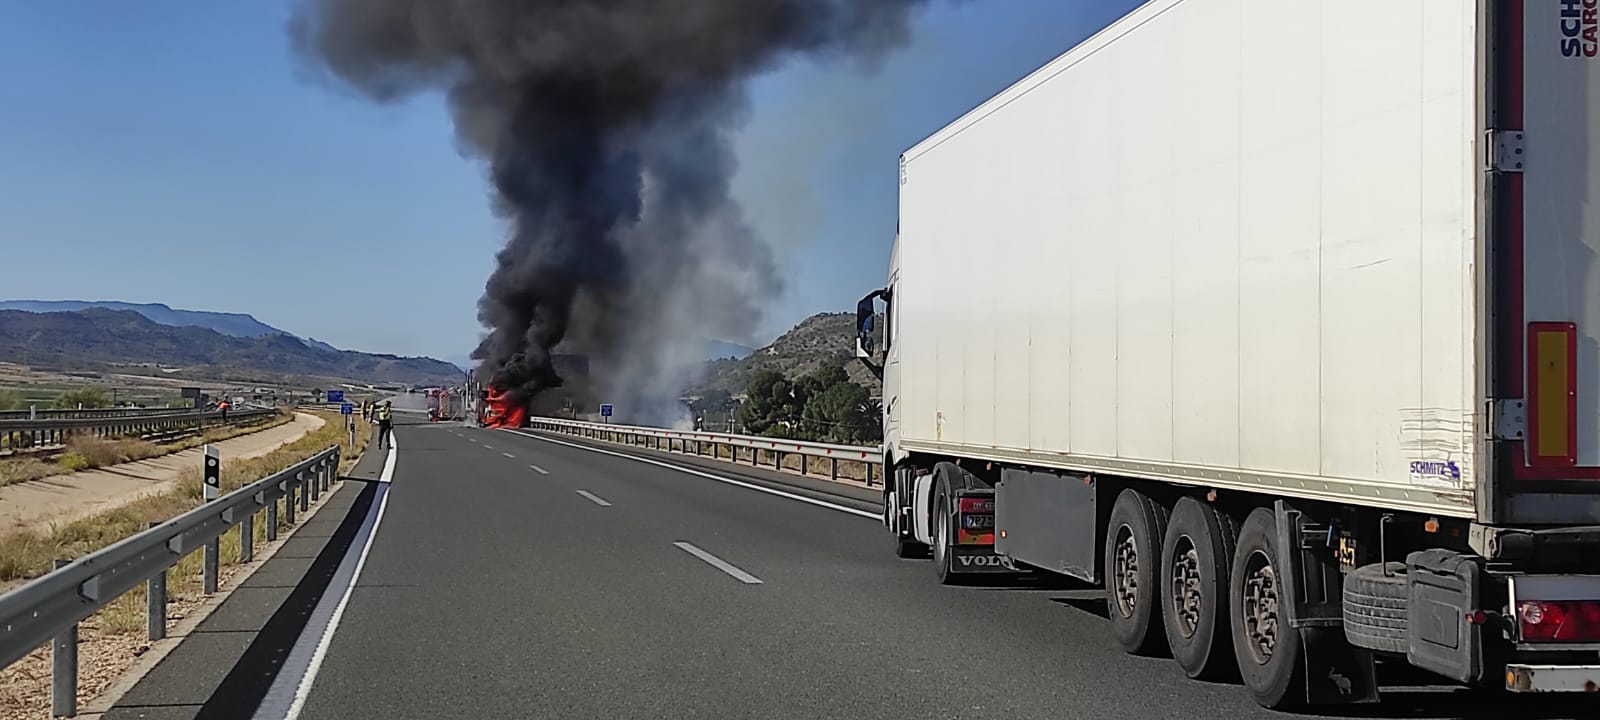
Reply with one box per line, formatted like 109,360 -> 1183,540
506,429 -> 878,520
529,464 -> 549,475
576,490 -> 612,507
673,541 -> 763,584
254,434 -> 397,720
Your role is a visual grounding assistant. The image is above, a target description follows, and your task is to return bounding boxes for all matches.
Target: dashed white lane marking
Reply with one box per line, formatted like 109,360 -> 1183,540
673,542 -> 762,585
576,490 -> 611,507
530,464 -> 549,475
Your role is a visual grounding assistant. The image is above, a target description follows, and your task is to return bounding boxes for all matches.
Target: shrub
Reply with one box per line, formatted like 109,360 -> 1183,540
57,453 -> 90,472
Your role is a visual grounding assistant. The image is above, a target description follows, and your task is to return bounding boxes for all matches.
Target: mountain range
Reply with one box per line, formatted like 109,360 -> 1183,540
0,308 -> 462,386
0,300 -> 341,353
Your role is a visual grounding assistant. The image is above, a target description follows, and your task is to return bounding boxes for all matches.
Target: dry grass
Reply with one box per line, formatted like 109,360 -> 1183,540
0,411 -> 292,488
0,410 -> 370,718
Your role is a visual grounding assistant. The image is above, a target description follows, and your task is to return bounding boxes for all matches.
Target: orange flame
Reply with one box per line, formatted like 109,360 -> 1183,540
481,386 -> 528,429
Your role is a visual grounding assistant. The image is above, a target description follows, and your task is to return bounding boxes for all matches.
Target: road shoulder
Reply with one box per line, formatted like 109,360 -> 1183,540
79,442 -> 387,720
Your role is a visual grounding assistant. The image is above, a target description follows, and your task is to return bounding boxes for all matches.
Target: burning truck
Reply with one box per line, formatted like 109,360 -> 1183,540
476,354 -> 590,429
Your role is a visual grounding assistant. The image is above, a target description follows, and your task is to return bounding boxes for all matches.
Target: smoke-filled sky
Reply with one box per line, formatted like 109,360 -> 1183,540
0,1 -> 1136,366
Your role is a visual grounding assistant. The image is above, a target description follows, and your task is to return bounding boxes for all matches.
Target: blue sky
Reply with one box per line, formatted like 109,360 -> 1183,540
0,2 -> 1137,364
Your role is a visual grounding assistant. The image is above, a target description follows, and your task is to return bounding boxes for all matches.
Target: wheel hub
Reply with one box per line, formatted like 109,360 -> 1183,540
1112,524 -> 1139,618
1241,550 -> 1280,664
1169,537 -> 1201,639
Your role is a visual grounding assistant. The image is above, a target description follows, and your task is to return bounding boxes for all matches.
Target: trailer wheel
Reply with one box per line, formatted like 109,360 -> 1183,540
1105,489 -> 1170,655
1229,508 -> 1305,710
1341,562 -> 1408,654
1162,497 -> 1239,680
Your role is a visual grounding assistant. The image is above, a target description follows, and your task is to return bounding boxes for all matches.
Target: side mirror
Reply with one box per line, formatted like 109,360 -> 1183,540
856,295 -> 877,359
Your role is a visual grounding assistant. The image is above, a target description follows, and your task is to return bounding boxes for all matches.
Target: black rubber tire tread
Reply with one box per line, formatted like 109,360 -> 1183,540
932,494 -> 961,585
1161,497 -> 1241,680
1341,562 -> 1409,654
1104,489 -> 1171,656
1229,508 -> 1306,711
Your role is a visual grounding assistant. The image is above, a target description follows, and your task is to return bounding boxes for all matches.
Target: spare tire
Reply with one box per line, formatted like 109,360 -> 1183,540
1342,562 -> 1408,653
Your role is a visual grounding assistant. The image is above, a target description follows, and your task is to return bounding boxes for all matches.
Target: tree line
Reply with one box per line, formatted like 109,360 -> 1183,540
733,365 -> 880,445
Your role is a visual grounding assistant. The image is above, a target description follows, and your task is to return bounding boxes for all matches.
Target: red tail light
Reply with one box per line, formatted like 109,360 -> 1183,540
958,497 -> 994,514
1517,600 -> 1600,642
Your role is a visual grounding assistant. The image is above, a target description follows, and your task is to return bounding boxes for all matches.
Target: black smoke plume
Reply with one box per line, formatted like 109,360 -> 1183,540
291,0 -> 928,416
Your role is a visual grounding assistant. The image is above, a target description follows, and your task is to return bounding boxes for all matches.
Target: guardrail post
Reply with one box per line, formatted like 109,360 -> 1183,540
298,470 -> 309,513
866,463 -> 876,486
284,478 -> 296,525
52,558 -> 78,718
240,507 -> 254,564
147,523 -> 167,641
309,464 -> 321,503
800,454 -> 808,476
830,457 -> 839,482
266,489 -> 280,540
774,450 -> 782,471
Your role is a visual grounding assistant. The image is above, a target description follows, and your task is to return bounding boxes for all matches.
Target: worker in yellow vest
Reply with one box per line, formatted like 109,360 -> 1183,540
376,401 -> 394,449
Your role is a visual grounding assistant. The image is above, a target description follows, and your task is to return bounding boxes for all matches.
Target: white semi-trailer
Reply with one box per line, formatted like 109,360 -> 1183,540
857,0 -> 1600,709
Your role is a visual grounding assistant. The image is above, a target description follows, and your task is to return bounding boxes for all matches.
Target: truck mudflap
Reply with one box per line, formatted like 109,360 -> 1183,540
1505,664 -> 1600,693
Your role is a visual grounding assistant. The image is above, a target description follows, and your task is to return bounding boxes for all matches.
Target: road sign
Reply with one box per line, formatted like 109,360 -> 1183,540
326,390 -> 345,403
341,403 -> 353,415
600,403 -> 614,418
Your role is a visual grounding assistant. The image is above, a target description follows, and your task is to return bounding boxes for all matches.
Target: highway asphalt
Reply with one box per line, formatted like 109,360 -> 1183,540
224,421 -> 1589,720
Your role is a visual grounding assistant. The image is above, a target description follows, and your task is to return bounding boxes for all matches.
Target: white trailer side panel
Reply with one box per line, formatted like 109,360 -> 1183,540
896,0 -> 1480,515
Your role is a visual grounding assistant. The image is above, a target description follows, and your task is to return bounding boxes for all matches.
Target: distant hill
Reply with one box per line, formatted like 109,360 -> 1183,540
701,339 -> 755,362
0,300 -> 341,352
0,309 -> 461,386
692,312 -> 879,397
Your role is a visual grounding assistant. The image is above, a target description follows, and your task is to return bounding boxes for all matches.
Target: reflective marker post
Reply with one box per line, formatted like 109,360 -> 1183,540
202,444 -> 220,595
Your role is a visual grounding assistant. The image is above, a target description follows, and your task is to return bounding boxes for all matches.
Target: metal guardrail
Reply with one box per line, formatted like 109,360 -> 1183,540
523,416 -> 883,485
0,408 -> 276,454
0,406 -> 204,421
0,444 -> 341,716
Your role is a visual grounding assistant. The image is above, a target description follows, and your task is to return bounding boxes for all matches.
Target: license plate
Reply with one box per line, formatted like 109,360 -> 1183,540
962,514 -> 995,530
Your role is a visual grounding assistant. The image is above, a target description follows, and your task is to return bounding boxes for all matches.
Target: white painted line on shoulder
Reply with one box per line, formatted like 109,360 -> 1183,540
530,464 -> 549,475
576,490 -> 611,507
673,541 -> 762,584
507,430 -> 877,520
255,436 -> 396,720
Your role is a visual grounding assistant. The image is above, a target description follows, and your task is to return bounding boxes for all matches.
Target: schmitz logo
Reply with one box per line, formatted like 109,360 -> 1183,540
1560,0 -> 1599,58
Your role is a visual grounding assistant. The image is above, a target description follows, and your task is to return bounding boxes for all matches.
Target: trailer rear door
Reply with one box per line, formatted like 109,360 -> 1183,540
1487,0 -> 1600,524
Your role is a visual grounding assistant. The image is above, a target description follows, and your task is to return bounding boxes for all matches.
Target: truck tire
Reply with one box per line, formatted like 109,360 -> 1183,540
931,494 -> 960,585
1229,508 -> 1305,710
1105,489 -> 1170,655
1161,497 -> 1239,680
1341,562 -> 1408,654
